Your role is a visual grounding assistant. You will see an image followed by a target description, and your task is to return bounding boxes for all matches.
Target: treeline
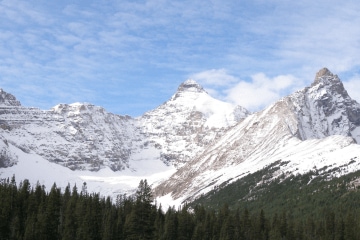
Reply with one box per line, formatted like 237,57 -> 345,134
1,176 -> 360,240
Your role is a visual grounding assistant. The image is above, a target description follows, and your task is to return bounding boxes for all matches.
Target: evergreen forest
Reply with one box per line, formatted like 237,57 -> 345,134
1,174 -> 360,240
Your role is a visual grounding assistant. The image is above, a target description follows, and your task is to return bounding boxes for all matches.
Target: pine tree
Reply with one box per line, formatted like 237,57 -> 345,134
44,183 -> 62,239
219,215 -> 235,240
255,209 -> 268,240
242,208 -> 251,240
177,204 -> 194,240
153,204 -> 165,240
124,180 -> 154,240
163,206 -> 178,240
325,210 -> 335,240
344,212 -> 356,240
62,186 -> 78,240
102,196 -> 116,240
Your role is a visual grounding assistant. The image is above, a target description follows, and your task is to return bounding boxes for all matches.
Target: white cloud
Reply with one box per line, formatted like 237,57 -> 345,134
225,73 -> 301,111
190,68 -> 304,112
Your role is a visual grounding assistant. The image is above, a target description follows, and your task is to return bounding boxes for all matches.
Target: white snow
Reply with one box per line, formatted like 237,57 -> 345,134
0,142 -> 175,199
351,126 -> 360,143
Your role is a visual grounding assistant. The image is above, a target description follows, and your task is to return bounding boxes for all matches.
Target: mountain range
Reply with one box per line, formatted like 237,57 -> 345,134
1,68 -> 360,207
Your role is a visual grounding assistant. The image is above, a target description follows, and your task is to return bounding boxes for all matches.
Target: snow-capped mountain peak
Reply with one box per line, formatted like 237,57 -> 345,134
290,68 -> 360,142
137,80 -> 249,166
0,89 -> 21,106
171,79 -> 208,102
177,79 -> 206,93
314,67 -> 333,79
311,67 -> 349,99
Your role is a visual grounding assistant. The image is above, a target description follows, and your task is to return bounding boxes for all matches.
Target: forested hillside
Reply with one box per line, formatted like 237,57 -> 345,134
191,162 -> 360,233
1,176 -> 360,239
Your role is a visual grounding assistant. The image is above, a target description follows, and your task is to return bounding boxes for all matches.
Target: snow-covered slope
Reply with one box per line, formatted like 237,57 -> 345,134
138,79 -> 248,166
154,68 -> 360,204
0,80 -> 247,185
0,140 -> 176,198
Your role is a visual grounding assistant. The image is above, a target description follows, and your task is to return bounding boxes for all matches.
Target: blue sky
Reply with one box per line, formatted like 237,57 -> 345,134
1,0 -> 360,116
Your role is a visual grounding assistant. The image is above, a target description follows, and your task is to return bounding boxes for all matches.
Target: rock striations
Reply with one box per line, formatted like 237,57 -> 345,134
0,80 -> 247,171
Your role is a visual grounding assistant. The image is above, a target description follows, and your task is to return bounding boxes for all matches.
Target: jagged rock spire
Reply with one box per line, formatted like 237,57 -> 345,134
0,88 -> 21,106
171,79 -> 208,101
312,67 -> 341,87
176,79 -> 206,93
315,67 -> 333,79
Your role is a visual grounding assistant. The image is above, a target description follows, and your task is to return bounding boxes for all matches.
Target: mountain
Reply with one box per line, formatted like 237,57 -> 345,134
0,80 -> 247,196
139,79 -> 248,167
1,68 -> 360,207
0,100 -> 136,171
154,68 -> 360,203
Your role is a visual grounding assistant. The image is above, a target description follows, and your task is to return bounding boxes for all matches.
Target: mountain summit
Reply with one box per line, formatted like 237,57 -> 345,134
311,67 -> 348,98
171,79 -> 208,102
0,89 -> 21,106
292,68 -> 360,142
177,79 -> 206,93
315,67 -> 333,78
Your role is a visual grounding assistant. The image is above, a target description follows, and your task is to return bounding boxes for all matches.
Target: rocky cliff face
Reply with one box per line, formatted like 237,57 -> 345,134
0,80 -> 247,171
0,101 -> 135,171
291,68 -> 360,142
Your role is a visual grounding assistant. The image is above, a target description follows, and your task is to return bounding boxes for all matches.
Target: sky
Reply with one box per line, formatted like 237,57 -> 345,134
1,0 -> 360,117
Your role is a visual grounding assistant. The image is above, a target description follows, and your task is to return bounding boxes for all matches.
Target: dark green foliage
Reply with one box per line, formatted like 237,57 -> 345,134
1,175 -> 360,239
191,162 -> 360,220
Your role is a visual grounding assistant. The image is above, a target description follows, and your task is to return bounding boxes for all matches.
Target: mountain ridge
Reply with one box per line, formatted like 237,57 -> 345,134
1,68 -> 360,207
154,68 -> 360,204
0,79 -> 247,172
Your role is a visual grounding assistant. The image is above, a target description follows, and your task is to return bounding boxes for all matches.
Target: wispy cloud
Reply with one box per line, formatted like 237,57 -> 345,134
0,0 -> 360,116
190,69 -> 237,86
